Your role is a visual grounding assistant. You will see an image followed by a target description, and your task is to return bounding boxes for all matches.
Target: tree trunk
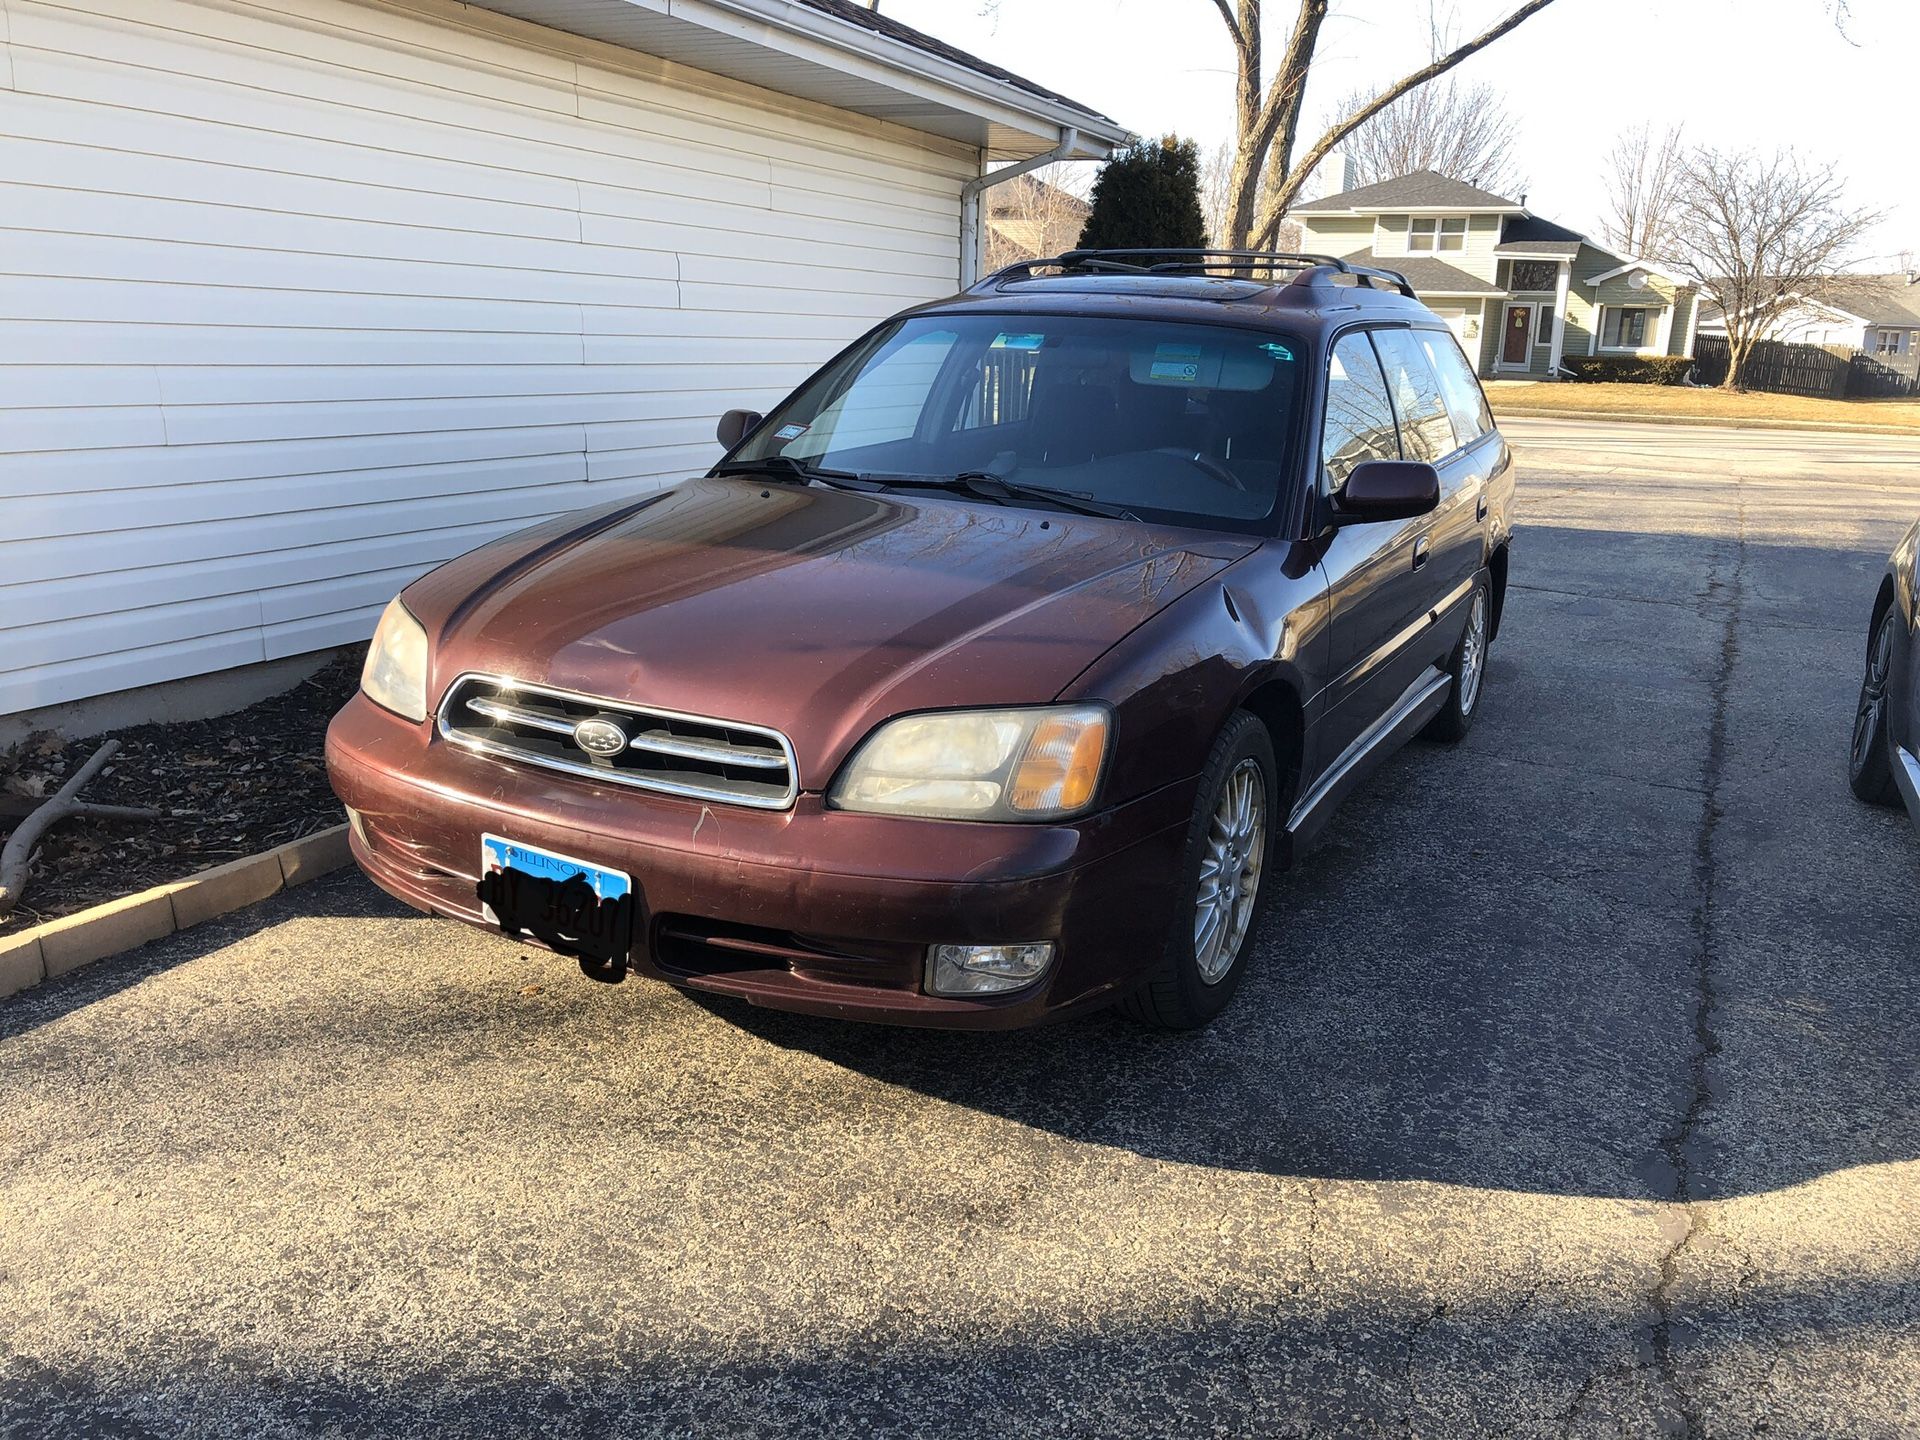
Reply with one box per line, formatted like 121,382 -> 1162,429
1723,336 -> 1752,392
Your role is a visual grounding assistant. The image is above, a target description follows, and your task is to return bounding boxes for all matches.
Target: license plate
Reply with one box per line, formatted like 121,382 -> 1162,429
477,833 -> 637,979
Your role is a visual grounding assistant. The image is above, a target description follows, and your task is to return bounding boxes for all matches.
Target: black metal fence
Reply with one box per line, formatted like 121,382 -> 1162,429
1694,333 -> 1920,398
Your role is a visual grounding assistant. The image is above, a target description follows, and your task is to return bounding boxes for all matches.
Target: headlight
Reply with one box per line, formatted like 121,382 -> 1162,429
830,705 -> 1109,821
361,597 -> 430,722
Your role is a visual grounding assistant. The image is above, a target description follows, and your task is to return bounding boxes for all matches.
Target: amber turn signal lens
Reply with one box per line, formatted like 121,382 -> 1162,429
1008,710 -> 1108,814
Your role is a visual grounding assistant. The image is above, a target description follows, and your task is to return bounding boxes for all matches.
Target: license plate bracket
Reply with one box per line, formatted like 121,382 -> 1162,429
476,834 -> 640,982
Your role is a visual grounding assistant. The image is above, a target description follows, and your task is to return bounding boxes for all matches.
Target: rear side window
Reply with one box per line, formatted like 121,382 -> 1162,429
1321,332 -> 1401,487
1417,330 -> 1494,445
1369,328 -> 1459,463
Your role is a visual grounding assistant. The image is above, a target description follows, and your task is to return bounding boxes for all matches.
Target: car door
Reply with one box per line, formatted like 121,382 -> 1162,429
1308,329 -> 1437,782
1370,327 -> 1481,660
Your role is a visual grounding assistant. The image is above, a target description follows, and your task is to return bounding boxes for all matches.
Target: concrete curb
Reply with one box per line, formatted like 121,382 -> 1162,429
1493,405 -> 1920,437
0,824 -> 350,1001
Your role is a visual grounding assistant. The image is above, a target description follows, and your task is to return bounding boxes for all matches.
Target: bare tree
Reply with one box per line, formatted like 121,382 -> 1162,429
1200,140 -> 1304,248
1335,76 -> 1524,194
1672,147 -> 1882,390
1207,0 -> 1561,250
1199,139 -> 1236,248
982,168 -> 1091,270
1600,122 -> 1686,261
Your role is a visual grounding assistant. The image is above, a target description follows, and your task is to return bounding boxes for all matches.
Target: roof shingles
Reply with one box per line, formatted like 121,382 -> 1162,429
791,0 -> 1118,126
1294,169 -> 1522,215
1340,249 -> 1503,297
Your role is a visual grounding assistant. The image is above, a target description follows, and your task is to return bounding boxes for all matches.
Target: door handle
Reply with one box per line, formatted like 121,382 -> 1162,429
1412,535 -> 1432,571
1477,493 -> 1489,521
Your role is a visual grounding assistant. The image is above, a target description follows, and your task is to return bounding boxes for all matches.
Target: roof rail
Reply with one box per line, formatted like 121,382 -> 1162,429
975,248 -> 1418,299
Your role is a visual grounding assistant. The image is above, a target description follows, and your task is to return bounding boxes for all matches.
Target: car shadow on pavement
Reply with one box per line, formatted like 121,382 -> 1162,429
689,521 -> 1920,1204
6,523 -> 1916,1208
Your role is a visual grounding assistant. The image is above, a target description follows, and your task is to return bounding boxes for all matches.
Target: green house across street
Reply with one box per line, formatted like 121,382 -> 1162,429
1292,171 -> 1699,380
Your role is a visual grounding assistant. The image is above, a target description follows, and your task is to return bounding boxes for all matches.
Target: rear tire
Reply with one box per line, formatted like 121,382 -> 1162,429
1123,712 -> 1278,1032
1423,576 -> 1491,744
1850,609 -> 1899,806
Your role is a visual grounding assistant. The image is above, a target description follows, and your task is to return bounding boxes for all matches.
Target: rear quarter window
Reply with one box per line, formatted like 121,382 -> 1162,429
1368,328 -> 1458,463
1417,329 -> 1495,445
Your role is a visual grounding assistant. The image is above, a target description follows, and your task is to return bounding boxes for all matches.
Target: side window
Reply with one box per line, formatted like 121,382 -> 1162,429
792,328 -> 958,456
1369,328 -> 1459,463
1321,332 -> 1401,488
1417,329 -> 1493,446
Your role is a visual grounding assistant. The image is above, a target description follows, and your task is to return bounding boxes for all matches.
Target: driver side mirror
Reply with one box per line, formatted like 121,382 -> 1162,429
1334,459 -> 1441,524
716,408 -> 763,450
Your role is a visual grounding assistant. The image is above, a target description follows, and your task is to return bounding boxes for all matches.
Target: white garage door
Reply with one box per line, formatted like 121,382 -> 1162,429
0,0 -> 974,712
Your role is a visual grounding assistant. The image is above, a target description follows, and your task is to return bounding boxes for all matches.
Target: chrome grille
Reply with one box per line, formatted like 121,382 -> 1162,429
437,674 -> 797,810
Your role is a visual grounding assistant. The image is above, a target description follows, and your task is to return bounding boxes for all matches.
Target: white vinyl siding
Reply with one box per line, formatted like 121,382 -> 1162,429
0,0 -> 974,713
1368,213 -> 1502,281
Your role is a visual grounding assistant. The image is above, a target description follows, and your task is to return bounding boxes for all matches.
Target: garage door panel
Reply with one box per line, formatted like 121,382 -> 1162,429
0,87 -> 580,214
0,275 -> 592,333
0,319 -> 588,368
0,231 -> 684,311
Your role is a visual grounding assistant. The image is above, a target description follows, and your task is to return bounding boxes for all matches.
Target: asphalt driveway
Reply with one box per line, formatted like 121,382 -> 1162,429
3,417 -> 1917,1438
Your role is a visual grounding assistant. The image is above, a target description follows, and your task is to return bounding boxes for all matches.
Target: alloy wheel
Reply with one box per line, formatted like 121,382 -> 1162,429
1852,617 -> 1894,773
1194,758 -> 1267,985
1459,589 -> 1489,716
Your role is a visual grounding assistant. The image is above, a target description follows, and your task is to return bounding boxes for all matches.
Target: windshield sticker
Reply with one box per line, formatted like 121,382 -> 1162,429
1260,342 -> 1295,362
990,332 -> 1045,351
1148,343 -> 1204,383
773,423 -> 809,441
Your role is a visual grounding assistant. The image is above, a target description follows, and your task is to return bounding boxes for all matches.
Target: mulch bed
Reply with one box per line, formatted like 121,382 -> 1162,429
0,650 -> 365,931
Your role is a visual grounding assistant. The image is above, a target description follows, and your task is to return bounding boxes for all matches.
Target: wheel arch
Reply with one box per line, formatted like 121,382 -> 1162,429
1488,542 -> 1511,642
1870,576 -> 1898,656
1234,672 -> 1306,814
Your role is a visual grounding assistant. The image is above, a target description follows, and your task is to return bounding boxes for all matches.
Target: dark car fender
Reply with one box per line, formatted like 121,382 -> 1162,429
1878,518 -> 1920,755
1056,540 -> 1331,816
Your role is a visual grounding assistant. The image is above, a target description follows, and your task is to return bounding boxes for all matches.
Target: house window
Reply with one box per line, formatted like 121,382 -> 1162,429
1604,307 -> 1649,348
1409,217 -> 1467,253
1534,303 -> 1554,344
1877,330 -> 1908,356
1510,260 -> 1558,292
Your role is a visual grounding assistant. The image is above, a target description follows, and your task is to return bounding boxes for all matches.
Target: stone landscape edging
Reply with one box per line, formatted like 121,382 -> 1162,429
0,824 -> 350,1001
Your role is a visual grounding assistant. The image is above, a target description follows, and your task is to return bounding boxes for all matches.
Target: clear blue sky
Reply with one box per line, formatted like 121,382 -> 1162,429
882,0 -> 1915,268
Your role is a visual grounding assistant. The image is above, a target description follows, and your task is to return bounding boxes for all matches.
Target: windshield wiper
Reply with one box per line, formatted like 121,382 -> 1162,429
880,471 -> 1139,521
711,455 -> 867,489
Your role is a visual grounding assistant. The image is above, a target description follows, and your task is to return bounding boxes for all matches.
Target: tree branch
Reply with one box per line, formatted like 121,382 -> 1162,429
1250,0 -> 1561,244
0,740 -> 161,918
1208,0 -> 1241,46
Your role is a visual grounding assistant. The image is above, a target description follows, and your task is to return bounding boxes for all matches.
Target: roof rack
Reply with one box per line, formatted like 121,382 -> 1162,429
977,248 -> 1417,299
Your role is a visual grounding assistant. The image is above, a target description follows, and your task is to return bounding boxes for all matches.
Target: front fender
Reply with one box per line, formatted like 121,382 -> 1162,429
1059,542 -> 1330,809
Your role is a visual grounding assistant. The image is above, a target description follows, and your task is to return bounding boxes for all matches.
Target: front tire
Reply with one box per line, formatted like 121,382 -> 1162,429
1123,712 -> 1277,1031
1424,576 -> 1491,743
1850,609 -> 1899,806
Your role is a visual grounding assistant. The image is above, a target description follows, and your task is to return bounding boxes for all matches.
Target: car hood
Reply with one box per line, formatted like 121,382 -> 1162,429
410,476 -> 1255,786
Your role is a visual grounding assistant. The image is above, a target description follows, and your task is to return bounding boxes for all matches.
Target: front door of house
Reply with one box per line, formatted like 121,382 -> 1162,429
1500,304 -> 1532,367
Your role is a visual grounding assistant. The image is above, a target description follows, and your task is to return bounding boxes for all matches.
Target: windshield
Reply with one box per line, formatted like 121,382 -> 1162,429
727,314 -> 1308,531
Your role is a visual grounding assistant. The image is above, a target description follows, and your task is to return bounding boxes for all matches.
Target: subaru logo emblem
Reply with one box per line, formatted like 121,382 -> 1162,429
572,718 -> 628,757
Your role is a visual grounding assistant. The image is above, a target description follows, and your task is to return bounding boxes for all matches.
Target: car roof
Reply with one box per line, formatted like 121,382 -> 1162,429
912,250 -> 1444,337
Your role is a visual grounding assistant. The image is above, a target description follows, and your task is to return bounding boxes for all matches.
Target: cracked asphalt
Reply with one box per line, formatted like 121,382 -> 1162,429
3,416 -> 1918,1438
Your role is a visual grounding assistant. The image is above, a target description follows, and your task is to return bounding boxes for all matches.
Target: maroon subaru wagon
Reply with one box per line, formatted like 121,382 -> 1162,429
327,250 -> 1516,1030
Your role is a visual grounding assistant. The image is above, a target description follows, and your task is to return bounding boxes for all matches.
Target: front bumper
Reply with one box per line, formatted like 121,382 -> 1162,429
325,694 -> 1195,1028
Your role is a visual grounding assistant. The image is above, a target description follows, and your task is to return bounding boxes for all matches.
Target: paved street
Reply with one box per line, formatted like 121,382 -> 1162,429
3,416 -> 1917,1438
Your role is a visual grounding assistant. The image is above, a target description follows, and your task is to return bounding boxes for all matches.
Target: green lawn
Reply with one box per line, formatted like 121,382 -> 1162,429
1489,381 -> 1920,431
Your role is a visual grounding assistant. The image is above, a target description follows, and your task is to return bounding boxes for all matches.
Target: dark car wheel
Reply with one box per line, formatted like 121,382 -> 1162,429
1123,711 -> 1278,1031
1850,608 -> 1900,806
1423,576 -> 1491,743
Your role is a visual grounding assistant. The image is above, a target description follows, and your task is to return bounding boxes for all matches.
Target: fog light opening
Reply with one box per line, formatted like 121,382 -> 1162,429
926,941 -> 1056,997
